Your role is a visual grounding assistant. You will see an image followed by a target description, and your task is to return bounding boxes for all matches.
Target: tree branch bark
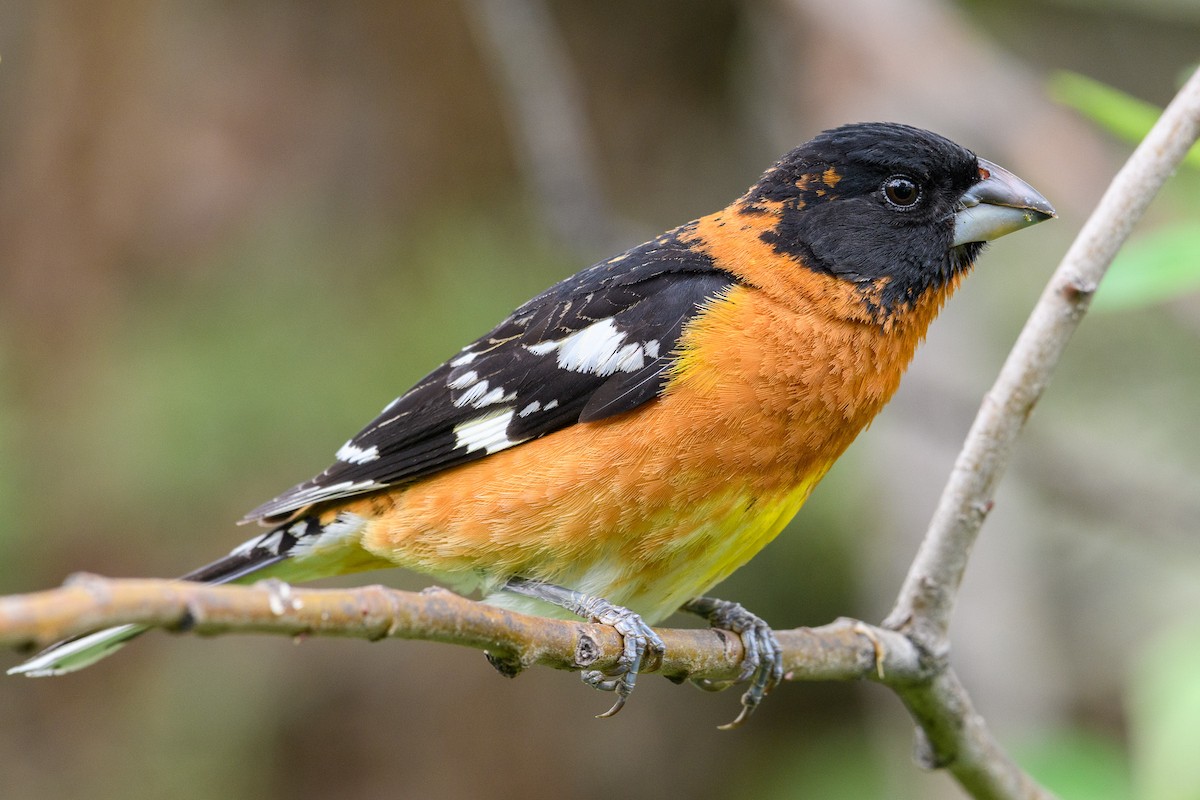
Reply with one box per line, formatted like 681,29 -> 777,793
0,574 -> 917,687
885,64 -> 1200,652
879,65 -> 1200,799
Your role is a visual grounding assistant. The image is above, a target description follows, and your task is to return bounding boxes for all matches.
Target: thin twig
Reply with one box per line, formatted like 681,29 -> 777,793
880,66 -> 1200,799
885,65 -> 1200,649
897,669 -> 1052,800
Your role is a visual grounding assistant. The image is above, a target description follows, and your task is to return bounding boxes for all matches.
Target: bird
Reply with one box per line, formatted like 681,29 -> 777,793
9,122 -> 1054,727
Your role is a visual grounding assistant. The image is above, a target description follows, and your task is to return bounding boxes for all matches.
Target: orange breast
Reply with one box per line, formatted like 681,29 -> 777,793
352,208 -> 962,620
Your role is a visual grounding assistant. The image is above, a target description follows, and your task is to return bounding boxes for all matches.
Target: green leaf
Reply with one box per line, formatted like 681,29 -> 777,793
1049,70 -> 1200,171
1092,224 -> 1200,311
1016,730 -> 1131,800
1129,623 -> 1200,800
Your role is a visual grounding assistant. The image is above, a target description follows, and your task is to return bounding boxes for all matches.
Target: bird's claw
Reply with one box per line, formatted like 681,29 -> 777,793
499,578 -> 665,718
579,600 -> 665,718
683,597 -> 782,729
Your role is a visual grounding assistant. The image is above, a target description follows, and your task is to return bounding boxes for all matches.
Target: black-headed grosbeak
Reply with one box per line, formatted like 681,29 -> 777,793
11,122 -> 1054,726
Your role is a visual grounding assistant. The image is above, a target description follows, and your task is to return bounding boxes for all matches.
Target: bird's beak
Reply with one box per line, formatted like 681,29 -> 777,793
952,158 -> 1056,246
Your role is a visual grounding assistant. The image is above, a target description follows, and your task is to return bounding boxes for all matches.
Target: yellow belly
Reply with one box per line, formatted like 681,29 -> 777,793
352,415 -> 829,624
351,277 -> 931,623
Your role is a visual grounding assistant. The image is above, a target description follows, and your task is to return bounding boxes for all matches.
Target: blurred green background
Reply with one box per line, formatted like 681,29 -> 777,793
2,2 -> 1199,799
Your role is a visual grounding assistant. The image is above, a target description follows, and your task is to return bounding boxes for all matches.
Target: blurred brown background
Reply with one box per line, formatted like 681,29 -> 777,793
2,2 -> 1198,798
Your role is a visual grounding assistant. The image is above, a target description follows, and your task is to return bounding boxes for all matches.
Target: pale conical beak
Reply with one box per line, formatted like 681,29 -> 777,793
952,158 -> 1056,246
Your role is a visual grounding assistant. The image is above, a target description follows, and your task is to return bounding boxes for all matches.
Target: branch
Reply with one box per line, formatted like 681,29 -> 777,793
0,571 -> 1025,798
881,66 -> 1200,798
0,574 -> 917,686
885,65 -> 1200,648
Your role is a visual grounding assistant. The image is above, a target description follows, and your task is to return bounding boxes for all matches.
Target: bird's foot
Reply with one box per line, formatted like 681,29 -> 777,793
575,597 -> 665,718
501,577 -> 664,718
682,596 -> 782,729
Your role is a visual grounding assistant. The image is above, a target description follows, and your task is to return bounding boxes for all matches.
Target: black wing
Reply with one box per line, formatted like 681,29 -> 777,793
244,225 -> 736,522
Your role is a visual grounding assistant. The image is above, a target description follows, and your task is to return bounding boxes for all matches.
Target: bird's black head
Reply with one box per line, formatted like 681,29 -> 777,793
742,122 -> 1050,314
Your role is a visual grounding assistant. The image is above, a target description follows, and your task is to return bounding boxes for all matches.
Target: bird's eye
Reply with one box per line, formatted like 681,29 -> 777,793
882,176 -> 921,209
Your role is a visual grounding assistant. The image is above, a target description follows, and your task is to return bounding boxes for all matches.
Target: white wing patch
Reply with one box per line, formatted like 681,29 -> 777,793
448,370 -> 479,390
451,376 -> 517,409
557,318 -> 627,373
336,441 -> 381,465
454,409 -> 519,454
525,317 -> 661,378
475,385 -> 514,407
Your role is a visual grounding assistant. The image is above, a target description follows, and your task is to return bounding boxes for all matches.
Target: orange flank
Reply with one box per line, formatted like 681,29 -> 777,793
350,206 -> 964,625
